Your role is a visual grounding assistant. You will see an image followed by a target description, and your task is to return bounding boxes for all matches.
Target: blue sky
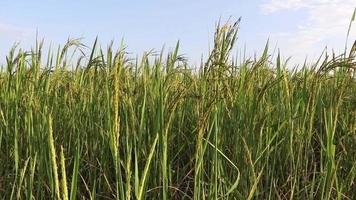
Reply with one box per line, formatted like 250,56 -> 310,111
0,0 -> 355,65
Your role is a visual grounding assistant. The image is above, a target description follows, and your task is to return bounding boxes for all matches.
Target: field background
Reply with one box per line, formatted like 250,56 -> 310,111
0,21 -> 355,199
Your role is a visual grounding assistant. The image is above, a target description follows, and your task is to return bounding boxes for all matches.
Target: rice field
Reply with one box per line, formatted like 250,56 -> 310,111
0,21 -> 355,199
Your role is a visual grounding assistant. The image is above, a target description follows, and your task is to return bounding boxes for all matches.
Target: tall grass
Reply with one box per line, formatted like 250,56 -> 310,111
0,20 -> 355,199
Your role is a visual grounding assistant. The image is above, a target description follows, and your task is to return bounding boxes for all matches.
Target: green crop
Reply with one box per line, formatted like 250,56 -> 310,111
0,19 -> 355,199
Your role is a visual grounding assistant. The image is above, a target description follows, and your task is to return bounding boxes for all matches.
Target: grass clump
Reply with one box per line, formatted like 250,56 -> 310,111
0,20 -> 355,199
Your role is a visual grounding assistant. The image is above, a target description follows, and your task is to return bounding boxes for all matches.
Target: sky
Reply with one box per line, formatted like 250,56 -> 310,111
0,0 -> 355,66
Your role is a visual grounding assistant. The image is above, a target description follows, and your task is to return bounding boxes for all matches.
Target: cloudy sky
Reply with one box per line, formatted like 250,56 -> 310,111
0,0 -> 355,65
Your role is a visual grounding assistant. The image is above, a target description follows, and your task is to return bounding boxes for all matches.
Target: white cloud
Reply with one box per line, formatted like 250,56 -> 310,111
260,0 -> 356,64
0,23 -> 36,63
0,23 -> 34,39
260,0 -> 308,13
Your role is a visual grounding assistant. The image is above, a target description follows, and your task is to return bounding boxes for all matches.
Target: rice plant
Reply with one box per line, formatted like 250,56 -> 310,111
0,19 -> 355,199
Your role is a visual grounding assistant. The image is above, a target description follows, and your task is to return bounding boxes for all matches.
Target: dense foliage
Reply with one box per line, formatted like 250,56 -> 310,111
0,21 -> 355,199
